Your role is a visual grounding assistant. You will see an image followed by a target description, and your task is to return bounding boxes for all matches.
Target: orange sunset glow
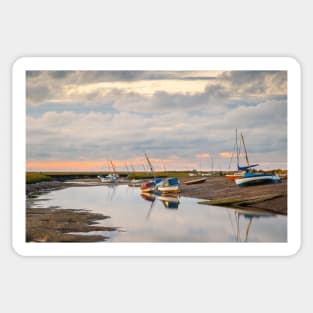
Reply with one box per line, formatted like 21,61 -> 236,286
26,156 -> 200,172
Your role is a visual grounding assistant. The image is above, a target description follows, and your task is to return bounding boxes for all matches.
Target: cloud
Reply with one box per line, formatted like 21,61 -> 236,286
221,71 -> 287,96
196,153 -> 210,159
26,70 -> 288,170
219,152 -> 233,158
26,109 -> 210,162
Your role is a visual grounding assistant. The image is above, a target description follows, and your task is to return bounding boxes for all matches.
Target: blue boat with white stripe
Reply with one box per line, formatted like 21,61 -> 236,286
233,130 -> 281,187
235,172 -> 281,187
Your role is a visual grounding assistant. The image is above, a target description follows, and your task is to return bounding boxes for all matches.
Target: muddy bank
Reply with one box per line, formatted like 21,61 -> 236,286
180,176 -> 287,215
26,179 -> 107,195
27,180 -> 65,195
26,179 -> 122,242
26,207 -> 118,242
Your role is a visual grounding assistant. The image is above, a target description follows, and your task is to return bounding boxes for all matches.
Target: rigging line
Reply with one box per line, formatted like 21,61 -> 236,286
110,160 -> 116,174
130,164 -> 136,172
238,136 -> 243,167
228,142 -> 236,170
144,151 -> 155,177
235,128 -> 239,168
245,217 -> 253,242
241,132 -> 250,167
106,159 -> 111,173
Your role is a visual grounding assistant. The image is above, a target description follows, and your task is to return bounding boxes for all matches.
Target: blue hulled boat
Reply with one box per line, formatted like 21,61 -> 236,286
233,130 -> 281,187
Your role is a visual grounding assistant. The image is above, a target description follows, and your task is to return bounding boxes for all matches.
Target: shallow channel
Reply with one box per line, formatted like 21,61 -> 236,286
29,184 -> 287,242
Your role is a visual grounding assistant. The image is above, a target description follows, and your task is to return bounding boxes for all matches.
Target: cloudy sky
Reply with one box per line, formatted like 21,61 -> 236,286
26,70 -> 287,171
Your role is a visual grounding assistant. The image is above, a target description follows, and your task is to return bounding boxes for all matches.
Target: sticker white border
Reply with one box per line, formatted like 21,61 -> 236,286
12,57 -> 301,256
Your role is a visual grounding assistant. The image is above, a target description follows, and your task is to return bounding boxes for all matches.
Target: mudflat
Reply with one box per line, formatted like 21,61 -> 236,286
26,207 -> 118,242
180,176 -> 287,215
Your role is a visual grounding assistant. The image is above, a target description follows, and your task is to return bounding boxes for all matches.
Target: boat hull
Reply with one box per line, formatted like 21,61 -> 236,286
98,177 -> 116,183
156,185 -> 180,193
235,175 -> 281,187
129,179 -> 144,187
97,174 -> 118,184
157,195 -> 180,203
226,174 -> 243,181
140,187 -> 155,193
184,178 -> 207,185
140,192 -> 156,201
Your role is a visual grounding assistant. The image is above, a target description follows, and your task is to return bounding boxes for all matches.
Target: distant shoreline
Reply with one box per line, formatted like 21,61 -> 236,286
27,175 -> 287,215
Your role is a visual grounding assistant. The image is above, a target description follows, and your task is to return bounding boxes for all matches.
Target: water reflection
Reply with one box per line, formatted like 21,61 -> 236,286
140,193 -> 156,220
158,195 -> 180,210
227,208 -> 274,242
30,185 -> 287,243
141,193 -> 180,210
140,193 -> 180,219
105,185 -> 116,201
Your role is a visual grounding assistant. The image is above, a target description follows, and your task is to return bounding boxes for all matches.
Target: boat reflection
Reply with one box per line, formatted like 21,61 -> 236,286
106,185 -> 116,201
140,193 -> 180,218
228,207 -> 274,242
140,193 -> 156,220
157,195 -> 180,209
140,192 -> 156,202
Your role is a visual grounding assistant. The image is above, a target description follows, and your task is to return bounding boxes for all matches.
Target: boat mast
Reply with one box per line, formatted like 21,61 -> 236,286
240,133 -> 250,167
110,160 -> 116,174
144,152 -> 155,177
106,160 -> 111,173
236,128 -> 239,169
130,164 -> 136,172
209,153 -> 214,172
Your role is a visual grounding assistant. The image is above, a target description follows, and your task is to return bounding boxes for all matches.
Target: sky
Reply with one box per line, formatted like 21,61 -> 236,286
26,70 -> 287,171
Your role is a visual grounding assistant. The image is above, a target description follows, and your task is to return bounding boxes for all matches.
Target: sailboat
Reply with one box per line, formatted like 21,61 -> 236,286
226,129 -> 245,181
140,152 -> 163,193
156,177 -> 181,194
233,131 -> 282,187
140,152 -> 180,194
98,160 -> 119,183
235,171 -> 281,187
140,180 -> 157,193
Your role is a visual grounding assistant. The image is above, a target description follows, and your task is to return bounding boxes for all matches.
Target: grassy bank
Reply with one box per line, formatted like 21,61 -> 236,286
27,170 -> 287,182
27,171 -> 196,181
26,173 -> 52,184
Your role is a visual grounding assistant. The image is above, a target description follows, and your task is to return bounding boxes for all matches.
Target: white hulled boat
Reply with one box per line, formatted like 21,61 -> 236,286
233,130 -> 281,187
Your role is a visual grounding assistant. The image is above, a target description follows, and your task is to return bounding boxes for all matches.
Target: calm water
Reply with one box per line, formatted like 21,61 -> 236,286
29,184 -> 287,242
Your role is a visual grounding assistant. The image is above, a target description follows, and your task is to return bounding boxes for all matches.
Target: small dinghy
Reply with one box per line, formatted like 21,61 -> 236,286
184,177 -> 207,185
97,173 -> 118,183
156,177 -> 180,194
